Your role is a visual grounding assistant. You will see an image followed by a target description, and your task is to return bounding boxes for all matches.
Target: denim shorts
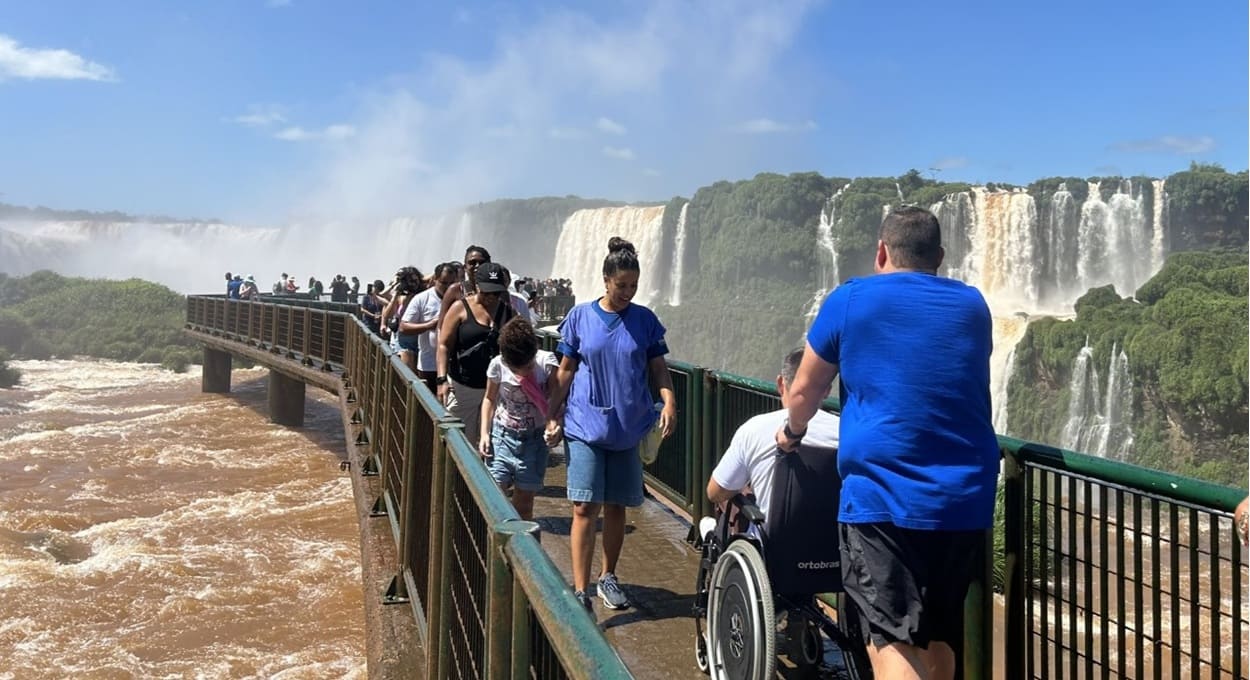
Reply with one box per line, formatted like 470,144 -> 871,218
564,438 -> 644,506
488,426 -> 549,492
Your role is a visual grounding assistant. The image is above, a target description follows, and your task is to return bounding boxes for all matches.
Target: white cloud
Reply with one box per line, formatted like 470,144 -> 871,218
1111,135 -> 1215,154
596,116 -> 627,135
275,124 -> 357,141
0,34 -> 116,82
931,156 -> 968,170
229,110 -> 286,127
602,146 -> 635,160
643,167 -> 661,177
727,117 -> 817,134
293,1 -> 819,223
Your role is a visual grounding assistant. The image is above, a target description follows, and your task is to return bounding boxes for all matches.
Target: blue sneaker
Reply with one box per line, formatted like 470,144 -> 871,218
597,572 -> 630,610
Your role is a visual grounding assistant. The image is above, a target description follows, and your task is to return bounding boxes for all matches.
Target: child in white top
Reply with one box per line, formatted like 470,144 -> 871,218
480,317 -> 559,520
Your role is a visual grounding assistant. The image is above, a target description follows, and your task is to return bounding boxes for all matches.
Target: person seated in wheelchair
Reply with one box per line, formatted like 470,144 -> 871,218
696,349 -> 863,678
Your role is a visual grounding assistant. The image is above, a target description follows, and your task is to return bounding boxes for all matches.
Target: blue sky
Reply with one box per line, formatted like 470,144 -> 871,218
1,0 -> 1245,224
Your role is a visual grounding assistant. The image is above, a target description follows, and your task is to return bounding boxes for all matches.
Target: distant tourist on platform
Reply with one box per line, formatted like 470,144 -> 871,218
308,276 -> 324,300
285,276 -> 299,294
360,280 -> 385,336
437,262 -> 516,451
350,276 -> 361,303
776,205 -> 998,680
544,237 -> 676,614
479,317 -> 559,520
329,275 -> 350,303
238,276 -> 260,300
391,267 -> 427,371
226,272 -> 242,299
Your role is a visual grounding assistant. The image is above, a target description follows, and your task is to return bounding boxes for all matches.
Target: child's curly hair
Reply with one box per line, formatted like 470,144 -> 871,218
499,317 -> 538,370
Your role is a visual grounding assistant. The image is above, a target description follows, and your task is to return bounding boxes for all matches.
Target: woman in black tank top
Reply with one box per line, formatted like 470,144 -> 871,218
436,262 -> 515,450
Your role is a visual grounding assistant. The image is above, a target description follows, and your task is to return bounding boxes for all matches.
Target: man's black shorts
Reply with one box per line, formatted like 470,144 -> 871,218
839,522 -> 982,649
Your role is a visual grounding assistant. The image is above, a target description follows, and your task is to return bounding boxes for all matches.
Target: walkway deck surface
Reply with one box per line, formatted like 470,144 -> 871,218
531,451 -> 705,679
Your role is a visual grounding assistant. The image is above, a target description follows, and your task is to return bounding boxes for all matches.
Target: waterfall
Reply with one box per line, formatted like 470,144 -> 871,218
0,220 -> 284,293
1040,184 -> 1080,308
806,184 -> 851,320
948,188 -> 1040,311
894,182 -> 905,202
1151,179 -> 1168,274
991,316 -> 1031,434
1061,339 -> 1134,459
1074,181 -> 1153,300
550,205 -> 668,306
668,202 -> 689,306
376,212 -> 473,272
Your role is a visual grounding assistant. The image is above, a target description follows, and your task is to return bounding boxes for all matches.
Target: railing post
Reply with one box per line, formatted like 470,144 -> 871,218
424,416 -> 454,674
302,307 -> 311,361
487,520 -> 541,678
687,366 -> 705,517
510,577 -> 532,680
1003,448 -> 1026,679
962,529 -> 993,680
698,371 -> 719,520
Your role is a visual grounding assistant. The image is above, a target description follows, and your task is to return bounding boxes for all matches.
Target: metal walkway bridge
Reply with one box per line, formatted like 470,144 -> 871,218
184,294 -> 1247,680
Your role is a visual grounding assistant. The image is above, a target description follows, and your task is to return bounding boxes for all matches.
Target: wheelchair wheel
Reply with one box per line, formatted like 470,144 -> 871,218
708,541 -> 775,680
695,566 -> 711,673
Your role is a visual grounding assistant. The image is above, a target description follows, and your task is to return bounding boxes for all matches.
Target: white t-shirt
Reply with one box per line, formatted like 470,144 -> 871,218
404,287 -> 442,371
486,350 -> 559,432
710,409 -> 840,535
510,291 -> 535,323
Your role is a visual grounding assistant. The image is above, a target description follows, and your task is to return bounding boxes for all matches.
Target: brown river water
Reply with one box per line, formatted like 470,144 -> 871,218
0,359 -> 365,679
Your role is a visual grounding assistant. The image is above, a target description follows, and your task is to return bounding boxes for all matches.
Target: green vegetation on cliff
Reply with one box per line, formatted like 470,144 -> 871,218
658,172 -> 835,377
0,271 -> 197,372
1006,251 -> 1247,485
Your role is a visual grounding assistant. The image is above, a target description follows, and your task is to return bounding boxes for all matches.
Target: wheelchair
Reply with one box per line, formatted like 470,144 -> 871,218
691,444 -> 872,680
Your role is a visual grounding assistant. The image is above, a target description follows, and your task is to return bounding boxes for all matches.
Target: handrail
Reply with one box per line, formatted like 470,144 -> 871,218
998,435 -> 1244,511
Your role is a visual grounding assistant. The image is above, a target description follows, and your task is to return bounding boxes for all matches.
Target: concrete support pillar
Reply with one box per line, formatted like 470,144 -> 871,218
202,348 -> 232,393
268,369 -> 306,427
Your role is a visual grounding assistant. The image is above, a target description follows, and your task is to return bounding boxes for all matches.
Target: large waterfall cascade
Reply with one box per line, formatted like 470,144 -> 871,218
927,181 -> 1167,439
667,202 -> 689,307
1060,338 -> 1135,459
550,205 -> 668,307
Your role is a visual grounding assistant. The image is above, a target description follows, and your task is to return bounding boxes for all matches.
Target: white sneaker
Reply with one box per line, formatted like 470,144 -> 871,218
699,516 -> 717,541
597,572 -> 630,610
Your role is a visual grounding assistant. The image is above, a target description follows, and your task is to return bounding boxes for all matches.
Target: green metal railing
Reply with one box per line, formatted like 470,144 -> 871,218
1001,437 -> 1247,680
187,295 -> 1248,679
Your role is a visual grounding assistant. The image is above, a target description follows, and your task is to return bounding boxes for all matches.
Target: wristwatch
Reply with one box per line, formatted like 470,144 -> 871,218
435,375 -> 449,385
782,419 -> 806,442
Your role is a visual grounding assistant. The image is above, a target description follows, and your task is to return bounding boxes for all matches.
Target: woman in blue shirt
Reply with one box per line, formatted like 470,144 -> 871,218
545,237 -> 676,613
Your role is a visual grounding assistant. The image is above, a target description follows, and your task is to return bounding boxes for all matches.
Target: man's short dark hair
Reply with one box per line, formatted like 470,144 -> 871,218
880,206 -> 942,271
780,348 -> 805,386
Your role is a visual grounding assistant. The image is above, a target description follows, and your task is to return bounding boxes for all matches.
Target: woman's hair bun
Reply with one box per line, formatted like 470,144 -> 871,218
607,236 -> 636,255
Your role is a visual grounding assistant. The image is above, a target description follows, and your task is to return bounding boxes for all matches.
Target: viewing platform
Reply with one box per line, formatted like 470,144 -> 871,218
183,294 -> 1248,680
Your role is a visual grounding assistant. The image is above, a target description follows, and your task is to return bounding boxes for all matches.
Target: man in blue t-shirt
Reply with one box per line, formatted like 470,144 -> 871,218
776,205 -> 999,680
